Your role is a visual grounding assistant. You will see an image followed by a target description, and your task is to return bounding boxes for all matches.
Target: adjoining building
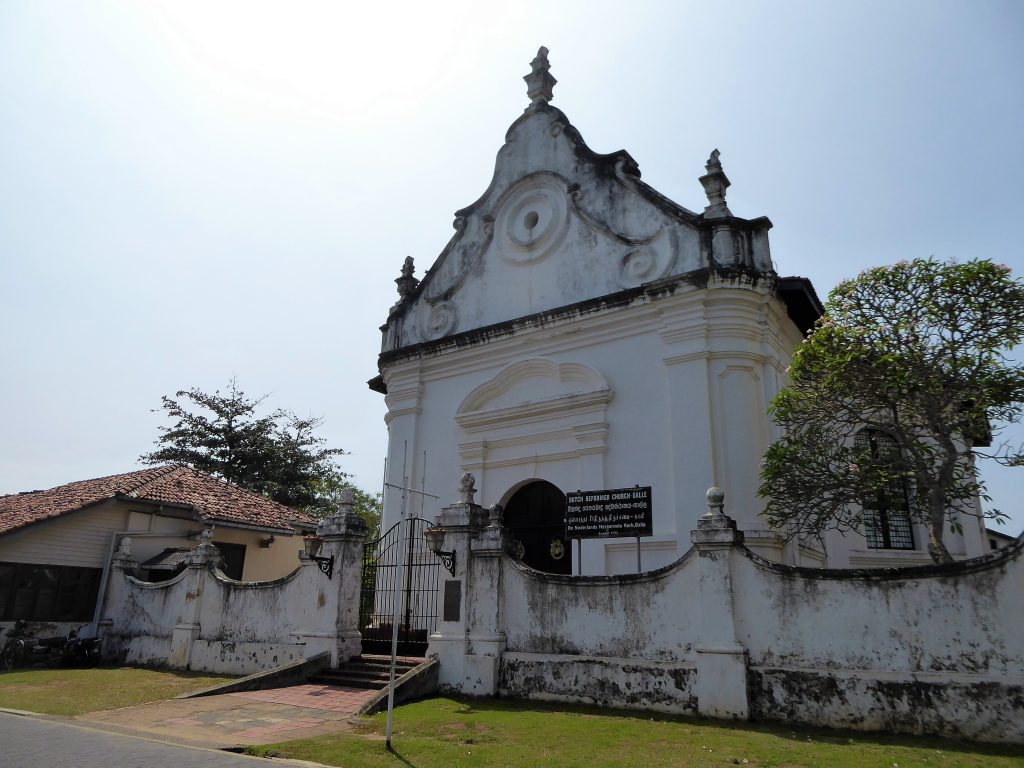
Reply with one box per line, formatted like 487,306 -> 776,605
0,464 -> 315,636
371,47 -> 989,573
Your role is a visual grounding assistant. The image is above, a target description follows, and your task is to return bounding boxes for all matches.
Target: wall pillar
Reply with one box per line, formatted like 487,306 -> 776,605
463,503 -> 508,694
168,528 -> 219,670
690,487 -> 749,719
427,473 -> 489,692
316,489 -> 369,666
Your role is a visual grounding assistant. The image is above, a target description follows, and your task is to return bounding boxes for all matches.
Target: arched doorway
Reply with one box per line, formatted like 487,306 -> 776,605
503,480 -> 571,575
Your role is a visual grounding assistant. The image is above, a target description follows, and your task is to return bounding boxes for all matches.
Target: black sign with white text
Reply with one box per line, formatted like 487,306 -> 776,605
565,486 -> 653,539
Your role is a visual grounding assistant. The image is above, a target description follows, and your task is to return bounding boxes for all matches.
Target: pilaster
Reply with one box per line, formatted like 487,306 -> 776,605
690,488 -> 749,719
317,490 -> 369,665
168,528 -> 220,670
427,473 -> 499,693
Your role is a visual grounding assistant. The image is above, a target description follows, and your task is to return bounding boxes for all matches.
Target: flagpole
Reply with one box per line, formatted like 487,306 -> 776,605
383,449 -> 441,751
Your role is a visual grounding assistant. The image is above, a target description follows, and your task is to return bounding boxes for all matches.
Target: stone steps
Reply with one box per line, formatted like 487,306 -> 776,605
308,654 -> 422,690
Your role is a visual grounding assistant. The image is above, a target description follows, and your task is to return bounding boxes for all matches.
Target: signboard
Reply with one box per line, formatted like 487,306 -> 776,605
566,486 -> 652,539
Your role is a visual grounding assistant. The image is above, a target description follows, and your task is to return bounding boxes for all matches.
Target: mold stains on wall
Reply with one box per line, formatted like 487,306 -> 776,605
499,654 -> 698,713
748,667 -> 1024,742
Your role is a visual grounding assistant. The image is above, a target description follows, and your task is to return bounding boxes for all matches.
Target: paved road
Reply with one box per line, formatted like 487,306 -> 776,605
0,711 -> 314,768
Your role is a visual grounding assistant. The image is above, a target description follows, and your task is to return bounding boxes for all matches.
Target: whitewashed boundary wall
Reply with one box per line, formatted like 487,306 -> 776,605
736,543 -> 1024,741
100,511 -> 366,675
427,480 -> 1024,744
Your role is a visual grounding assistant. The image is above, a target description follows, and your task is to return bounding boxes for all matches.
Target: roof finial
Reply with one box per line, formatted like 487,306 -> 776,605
395,256 -> 418,300
524,46 -> 556,110
698,148 -> 732,219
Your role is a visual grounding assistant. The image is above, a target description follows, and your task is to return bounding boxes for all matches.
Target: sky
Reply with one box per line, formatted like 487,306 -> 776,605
2,1 -> 1023,535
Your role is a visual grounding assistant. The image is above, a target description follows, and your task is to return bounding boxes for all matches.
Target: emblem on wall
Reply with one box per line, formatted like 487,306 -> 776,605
511,539 -> 526,560
418,300 -> 459,341
549,538 -> 565,560
494,176 -> 570,265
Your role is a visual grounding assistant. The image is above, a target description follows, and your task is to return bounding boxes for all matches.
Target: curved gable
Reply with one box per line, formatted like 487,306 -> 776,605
458,358 -> 610,416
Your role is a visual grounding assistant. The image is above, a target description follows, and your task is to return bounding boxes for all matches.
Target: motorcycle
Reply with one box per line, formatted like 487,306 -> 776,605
1,621 -> 100,670
64,625 -> 101,665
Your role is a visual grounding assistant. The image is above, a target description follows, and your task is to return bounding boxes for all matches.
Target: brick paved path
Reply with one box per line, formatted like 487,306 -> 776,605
77,683 -> 376,748
0,711 -> 316,768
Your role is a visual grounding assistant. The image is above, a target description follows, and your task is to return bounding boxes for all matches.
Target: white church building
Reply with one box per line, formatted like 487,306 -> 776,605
370,47 -> 988,574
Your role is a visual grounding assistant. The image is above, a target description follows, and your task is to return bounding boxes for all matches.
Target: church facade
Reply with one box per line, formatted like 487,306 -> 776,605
371,48 -> 987,573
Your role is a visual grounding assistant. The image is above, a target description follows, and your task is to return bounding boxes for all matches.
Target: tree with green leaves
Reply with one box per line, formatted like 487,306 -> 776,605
759,259 -> 1024,564
141,378 -> 371,519
311,477 -> 382,539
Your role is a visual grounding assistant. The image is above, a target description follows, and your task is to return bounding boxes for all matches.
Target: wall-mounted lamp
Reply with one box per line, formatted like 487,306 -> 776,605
303,536 -> 334,579
259,535 -> 275,549
424,526 -> 456,577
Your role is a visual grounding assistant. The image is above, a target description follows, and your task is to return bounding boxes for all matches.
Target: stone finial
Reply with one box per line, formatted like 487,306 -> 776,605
524,46 -> 556,109
692,486 -> 743,547
338,487 -> 355,514
188,526 -> 221,565
698,148 -> 732,219
395,256 -> 418,300
488,503 -> 503,529
706,148 -> 723,173
111,535 -> 138,571
458,472 -> 477,504
705,486 -> 725,517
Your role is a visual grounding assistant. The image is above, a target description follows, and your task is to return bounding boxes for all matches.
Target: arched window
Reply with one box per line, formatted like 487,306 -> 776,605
502,480 -> 571,575
855,428 -> 915,550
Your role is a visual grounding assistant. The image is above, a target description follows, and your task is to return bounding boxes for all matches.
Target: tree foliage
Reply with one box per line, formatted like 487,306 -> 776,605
759,259 -> 1024,564
141,378 -> 354,517
310,476 -> 383,539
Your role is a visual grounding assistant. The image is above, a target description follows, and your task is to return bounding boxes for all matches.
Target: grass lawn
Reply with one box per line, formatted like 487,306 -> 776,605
0,666 -> 232,716
248,696 -> 1024,768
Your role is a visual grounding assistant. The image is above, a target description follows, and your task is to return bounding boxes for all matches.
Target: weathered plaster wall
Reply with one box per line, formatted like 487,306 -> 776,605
431,496 -> 1024,743
101,566 -> 190,666
103,561 -> 338,674
733,543 -> 1024,741
500,555 -> 699,659
500,652 -> 697,713
99,514 -> 367,675
495,548 -> 701,711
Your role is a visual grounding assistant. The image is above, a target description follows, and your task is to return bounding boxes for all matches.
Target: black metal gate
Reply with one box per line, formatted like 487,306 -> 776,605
359,517 -> 440,657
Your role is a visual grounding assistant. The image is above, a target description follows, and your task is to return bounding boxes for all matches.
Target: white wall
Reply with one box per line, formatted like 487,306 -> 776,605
433,503 -> 1024,743
382,280 -> 804,574
100,527 -> 365,674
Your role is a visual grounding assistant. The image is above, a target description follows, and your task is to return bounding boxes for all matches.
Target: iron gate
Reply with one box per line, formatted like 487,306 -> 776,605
359,516 -> 440,657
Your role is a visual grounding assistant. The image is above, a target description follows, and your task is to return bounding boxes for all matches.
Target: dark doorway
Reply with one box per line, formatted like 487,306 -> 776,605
503,480 -> 571,574
214,542 -> 247,581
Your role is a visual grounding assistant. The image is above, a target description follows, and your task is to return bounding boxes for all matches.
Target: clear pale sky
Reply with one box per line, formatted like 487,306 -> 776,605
2,1 -> 1022,535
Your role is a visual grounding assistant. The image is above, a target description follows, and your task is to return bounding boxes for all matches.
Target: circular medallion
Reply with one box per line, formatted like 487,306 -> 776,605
495,177 -> 570,265
617,248 -> 663,288
419,301 -> 458,341
512,539 -> 526,560
549,539 -> 565,560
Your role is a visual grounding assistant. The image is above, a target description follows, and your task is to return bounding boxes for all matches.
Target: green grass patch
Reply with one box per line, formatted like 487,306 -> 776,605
0,666 -> 233,716
249,696 -> 1024,768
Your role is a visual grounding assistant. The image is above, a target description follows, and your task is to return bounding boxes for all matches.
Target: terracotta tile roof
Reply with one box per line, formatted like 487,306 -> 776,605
0,465 -> 316,537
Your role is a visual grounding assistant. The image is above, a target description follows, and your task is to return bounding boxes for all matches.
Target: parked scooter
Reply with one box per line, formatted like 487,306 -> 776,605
64,625 -> 101,665
1,621 -> 100,670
